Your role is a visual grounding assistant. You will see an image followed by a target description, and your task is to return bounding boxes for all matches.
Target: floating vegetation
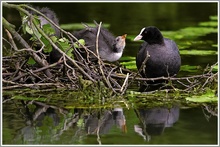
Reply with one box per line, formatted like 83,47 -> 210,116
199,15 -> 218,27
180,65 -> 202,73
185,89 -> 217,103
119,56 -> 136,69
180,49 -> 217,55
161,26 -> 217,41
120,61 -> 137,70
127,15 -> 217,42
162,15 -> 218,40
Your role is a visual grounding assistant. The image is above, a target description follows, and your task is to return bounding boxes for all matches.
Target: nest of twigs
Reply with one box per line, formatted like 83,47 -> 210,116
2,3 -> 218,96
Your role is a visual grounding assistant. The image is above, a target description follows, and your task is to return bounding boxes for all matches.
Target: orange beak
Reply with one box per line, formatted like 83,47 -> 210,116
121,34 -> 127,39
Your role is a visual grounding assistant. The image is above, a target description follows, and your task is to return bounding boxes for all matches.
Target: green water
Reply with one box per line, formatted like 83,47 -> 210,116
2,101 -> 218,144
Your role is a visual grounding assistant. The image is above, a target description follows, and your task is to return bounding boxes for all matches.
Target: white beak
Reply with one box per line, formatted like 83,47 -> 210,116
134,34 -> 143,41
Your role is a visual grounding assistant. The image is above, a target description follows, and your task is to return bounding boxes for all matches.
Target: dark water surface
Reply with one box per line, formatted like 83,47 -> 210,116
2,2 -> 218,145
2,101 -> 218,144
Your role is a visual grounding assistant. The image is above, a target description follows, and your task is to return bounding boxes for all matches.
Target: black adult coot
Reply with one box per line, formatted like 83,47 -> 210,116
134,26 -> 181,90
73,23 -> 127,62
136,106 -> 179,136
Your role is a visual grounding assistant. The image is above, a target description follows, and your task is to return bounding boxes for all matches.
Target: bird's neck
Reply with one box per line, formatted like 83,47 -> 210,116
148,35 -> 164,45
113,44 -> 124,53
106,52 -> 123,62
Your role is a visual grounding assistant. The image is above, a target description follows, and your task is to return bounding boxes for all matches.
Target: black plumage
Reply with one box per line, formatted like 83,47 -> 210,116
134,26 -> 181,91
134,26 -> 181,78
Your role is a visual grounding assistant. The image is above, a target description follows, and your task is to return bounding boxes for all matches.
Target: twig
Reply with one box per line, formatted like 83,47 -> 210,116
3,17 -> 53,78
2,79 -> 63,90
126,51 -> 150,88
29,15 -> 95,82
111,72 -> 212,82
95,22 -> 115,93
96,125 -> 102,145
137,51 -> 150,76
11,60 -> 63,82
120,73 -> 130,94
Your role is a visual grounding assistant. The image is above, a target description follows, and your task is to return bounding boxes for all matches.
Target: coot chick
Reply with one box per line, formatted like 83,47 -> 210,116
37,7 -> 61,63
28,6 -> 60,38
134,26 -> 181,91
28,6 -> 61,63
38,7 -> 60,38
73,23 -> 127,62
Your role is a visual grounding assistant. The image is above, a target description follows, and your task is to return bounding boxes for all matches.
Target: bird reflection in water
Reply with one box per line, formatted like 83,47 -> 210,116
84,108 -> 127,135
134,105 -> 179,141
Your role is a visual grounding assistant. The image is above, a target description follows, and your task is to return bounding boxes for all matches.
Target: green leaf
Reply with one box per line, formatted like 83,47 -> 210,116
66,48 -> 74,58
33,28 -> 42,39
73,39 -> 85,48
22,15 -> 42,39
41,37 -> 52,53
30,36 -> 38,42
42,24 -> 55,36
21,15 -> 29,34
57,37 -> 73,57
33,15 -> 41,26
58,37 -> 69,43
58,41 -> 70,50
25,24 -> 34,35
27,57 -> 36,65
50,36 -> 58,43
